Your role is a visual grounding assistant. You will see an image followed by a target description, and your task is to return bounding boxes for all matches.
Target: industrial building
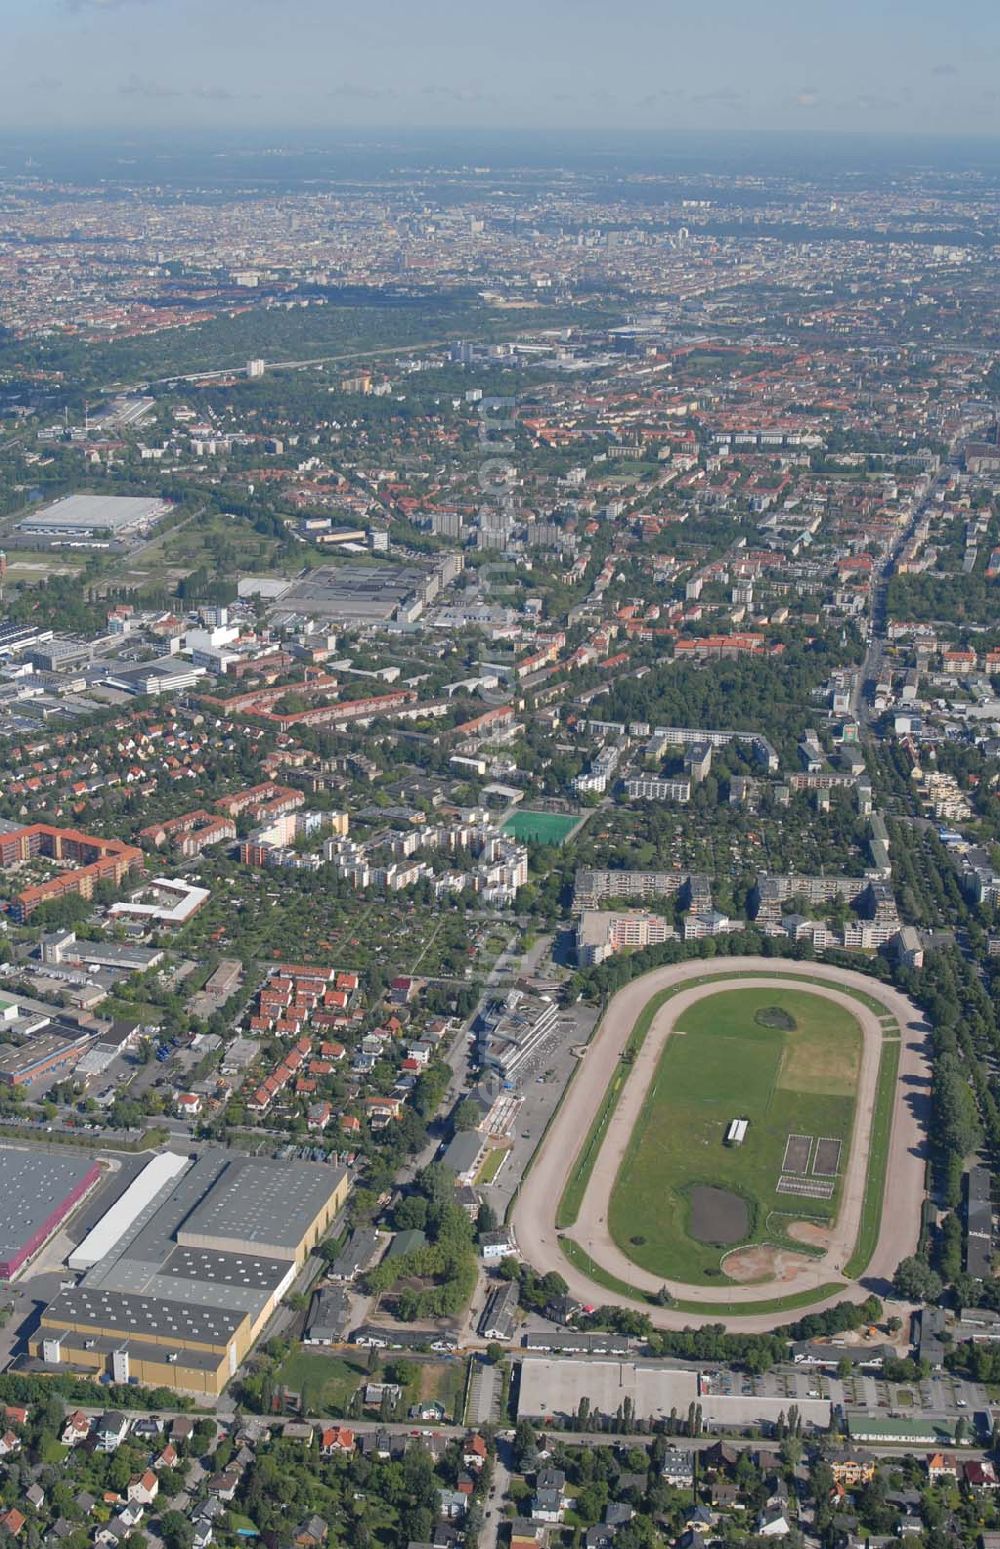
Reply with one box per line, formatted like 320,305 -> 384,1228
273,555 -> 461,628
38,1286 -> 249,1394
516,1358 -> 832,1433
32,1154 -> 349,1394
0,1028 -> 95,1087
104,659 -> 207,697
68,1152 -> 188,1272
25,636 -> 93,673
0,1148 -> 102,1281
175,1155 -> 345,1263
0,623 -> 54,659
108,877 -> 209,928
17,494 -> 170,543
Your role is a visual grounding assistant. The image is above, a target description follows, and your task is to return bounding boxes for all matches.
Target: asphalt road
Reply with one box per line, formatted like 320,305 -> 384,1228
58,1405 -> 995,1463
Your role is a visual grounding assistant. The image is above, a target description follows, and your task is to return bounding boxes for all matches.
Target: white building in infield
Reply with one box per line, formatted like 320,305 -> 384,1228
725,1118 -> 749,1146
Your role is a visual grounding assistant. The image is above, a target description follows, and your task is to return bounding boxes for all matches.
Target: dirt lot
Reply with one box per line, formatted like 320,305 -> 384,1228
722,1244 -> 816,1284
788,1220 -> 834,1248
782,1134 -> 812,1175
814,1138 -> 843,1176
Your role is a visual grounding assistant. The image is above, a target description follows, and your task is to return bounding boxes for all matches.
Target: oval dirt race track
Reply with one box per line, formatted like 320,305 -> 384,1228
510,957 -> 930,1331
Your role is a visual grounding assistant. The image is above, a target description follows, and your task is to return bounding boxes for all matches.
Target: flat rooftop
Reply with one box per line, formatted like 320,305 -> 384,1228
44,1284 -> 246,1347
517,1358 -> 831,1430
0,1030 -> 92,1081
149,1246 -> 292,1314
0,1148 -> 100,1265
85,1153 -> 227,1287
176,1156 -> 347,1258
19,494 -> 167,534
77,1158 -> 291,1318
109,877 -> 210,925
276,563 -> 428,623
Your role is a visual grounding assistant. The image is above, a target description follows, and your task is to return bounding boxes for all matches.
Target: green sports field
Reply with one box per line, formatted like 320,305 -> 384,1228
608,985 -> 861,1284
502,810 -> 579,844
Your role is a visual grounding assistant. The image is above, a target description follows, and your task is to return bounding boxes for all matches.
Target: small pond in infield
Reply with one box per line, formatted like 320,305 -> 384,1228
690,1184 -> 749,1245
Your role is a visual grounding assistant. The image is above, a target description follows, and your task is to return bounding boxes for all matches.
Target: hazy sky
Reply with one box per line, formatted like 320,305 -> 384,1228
2,0 -> 999,138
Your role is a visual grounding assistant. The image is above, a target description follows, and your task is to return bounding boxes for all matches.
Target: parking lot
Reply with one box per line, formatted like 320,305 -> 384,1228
484,1001 -> 600,1221
708,1361 -> 990,1422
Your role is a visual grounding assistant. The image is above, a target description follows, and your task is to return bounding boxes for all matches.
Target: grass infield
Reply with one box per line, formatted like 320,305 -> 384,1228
608,985 -> 861,1283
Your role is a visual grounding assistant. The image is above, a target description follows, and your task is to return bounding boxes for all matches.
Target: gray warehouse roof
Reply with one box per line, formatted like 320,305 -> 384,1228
0,1147 -> 98,1266
84,1154 -> 227,1290
72,1156 -> 295,1323
45,1285 -> 245,1346
149,1246 -> 292,1314
176,1157 -> 346,1259
19,494 -> 167,535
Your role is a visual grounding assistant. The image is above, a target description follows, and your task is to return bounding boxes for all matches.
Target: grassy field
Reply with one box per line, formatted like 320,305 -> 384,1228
0,550 -> 86,580
416,1357 -> 466,1419
277,1348 -> 371,1415
120,508 -> 293,592
608,986 -> 862,1284
277,1346 -> 466,1421
502,810 -> 579,845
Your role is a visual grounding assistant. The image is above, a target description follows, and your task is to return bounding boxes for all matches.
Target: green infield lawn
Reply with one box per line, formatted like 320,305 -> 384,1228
502,810 -> 579,844
608,986 -> 861,1284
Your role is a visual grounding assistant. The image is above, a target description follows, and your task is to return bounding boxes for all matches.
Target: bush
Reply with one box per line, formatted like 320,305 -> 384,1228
754,1006 -> 796,1030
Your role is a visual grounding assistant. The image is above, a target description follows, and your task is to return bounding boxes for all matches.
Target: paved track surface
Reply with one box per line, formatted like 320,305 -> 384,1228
511,958 -> 930,1331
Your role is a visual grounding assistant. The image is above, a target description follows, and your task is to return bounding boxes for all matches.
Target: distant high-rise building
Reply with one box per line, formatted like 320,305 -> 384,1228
246,359 -> 265,379
431,510 -> 463,540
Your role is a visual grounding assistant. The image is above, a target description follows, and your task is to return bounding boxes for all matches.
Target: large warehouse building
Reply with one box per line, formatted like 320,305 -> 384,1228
32,1154 -> 349,1395
517,1357 -> 832,1434
68,1151 -> 188,1272
0,1028 -> 95,1088
175,1154 -> 345,1264
0,1148 -> 102,1281
17,494 -> 171,543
